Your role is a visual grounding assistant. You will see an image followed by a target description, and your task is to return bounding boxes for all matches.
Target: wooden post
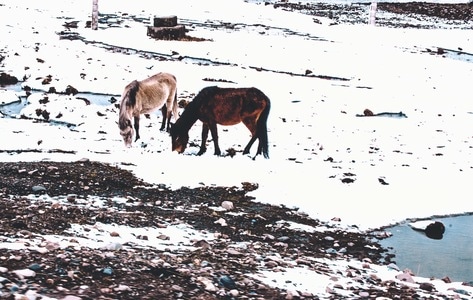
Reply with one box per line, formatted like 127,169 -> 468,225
369,2 -> 377,26
92,0 -> 99,30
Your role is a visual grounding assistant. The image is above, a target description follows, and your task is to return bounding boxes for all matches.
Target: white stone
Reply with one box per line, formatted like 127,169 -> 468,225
13,269 -> 36,279
221,201 -> 234,210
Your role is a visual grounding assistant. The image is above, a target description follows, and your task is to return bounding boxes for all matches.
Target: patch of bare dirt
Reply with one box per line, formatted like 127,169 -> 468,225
0,160 -> 420,299
273,1 -> 473,28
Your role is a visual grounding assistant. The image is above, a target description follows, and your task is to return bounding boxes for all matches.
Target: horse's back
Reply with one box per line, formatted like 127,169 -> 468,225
192,86 -> 269,125
197,86 -> 269,105
134,72 -> 177,113
142,72 -> 176,88
203,86 -> 269,111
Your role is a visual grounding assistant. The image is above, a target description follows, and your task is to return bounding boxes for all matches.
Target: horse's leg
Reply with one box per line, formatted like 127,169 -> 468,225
165,109 -> 172,132
208,123 -> 221,156
243,136 -> 258,155
242,117 -> 258,155
160,105 -> 166,131
197,123 -> 209,156
166,90 -> 177,132
134,116 -> 141,141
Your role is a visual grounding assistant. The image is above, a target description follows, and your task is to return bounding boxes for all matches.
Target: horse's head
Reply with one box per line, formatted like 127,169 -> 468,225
119,119 -> 134,147
170,123 -> 188,154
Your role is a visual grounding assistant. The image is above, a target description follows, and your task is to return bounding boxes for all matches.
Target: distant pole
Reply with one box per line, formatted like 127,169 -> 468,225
92,0 -> 99,30
369,2 -> 377,26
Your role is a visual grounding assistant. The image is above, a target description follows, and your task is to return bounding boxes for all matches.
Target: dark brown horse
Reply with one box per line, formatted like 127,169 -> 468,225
170,86 -> 270,159
118,72 -> 178,147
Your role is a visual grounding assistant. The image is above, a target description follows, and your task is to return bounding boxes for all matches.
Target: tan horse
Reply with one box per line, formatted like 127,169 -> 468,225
170,86 -> 270,159
118,72 -> 178,147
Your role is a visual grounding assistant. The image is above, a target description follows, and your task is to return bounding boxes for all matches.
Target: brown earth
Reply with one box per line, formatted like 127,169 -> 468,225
0,160 -> 419,300
273,1 -> 473,28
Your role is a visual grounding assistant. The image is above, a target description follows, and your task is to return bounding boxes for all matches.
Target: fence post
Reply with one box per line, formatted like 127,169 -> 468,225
92,0 -> 99,30
369,2 -> 377,26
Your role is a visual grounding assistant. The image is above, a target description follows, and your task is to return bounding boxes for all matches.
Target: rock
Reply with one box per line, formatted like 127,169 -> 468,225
28,263 -> 42,271
114,284 -> 131,291
103,242 -> 122,251
264,260 -> 278,268
102,267 -> 113,275
358,291 -> 370,297
61,296 -> 82,300
32,185 -> 47,193
65,85 -> 79,95
13,269 -> 36,279
0,72 -> 18,85
157,234 -> 170,240
198,277 -> 217,292
419,282 -> 435,292
227,249 -> 243,256
387,263 -> 400,271
425,221 -> 445,239
215,218 -> 227,226
221,201 -> 234,210
286,290 -> 300,299
66,194 -> 77,203
326,248 -> 337,254
218,275 -> 236,289
44,241 -> 60,251
194,239 -> 211,250
441,276 -> 451,283
396,271 -> 415,283
341,177 -> 355,184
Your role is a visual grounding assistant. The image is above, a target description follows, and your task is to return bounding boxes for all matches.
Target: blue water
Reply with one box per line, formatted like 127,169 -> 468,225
0,82 -> 117,116
379,215 -> 473,282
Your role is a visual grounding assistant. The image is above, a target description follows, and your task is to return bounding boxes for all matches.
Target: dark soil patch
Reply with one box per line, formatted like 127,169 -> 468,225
0,160 -> 422,299
273,1 -> 473,28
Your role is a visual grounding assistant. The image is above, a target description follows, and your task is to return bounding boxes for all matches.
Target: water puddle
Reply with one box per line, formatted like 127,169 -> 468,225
0,82 -> 117,117
379,214 -> 473,283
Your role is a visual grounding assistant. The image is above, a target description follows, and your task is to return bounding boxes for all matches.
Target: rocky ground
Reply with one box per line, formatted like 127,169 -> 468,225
1,2 -> 473,299
0,160 -> 399,299
272,1 -> 473,29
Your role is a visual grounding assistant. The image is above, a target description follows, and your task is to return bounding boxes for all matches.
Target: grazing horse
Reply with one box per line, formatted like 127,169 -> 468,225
118,72 -> 178,147
170,86 -> 270,159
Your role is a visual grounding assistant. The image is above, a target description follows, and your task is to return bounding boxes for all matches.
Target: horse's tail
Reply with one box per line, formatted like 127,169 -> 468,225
257,95 -> 271,159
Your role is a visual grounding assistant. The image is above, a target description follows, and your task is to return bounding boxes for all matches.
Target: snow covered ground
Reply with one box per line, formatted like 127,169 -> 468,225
1,0 -> 473,298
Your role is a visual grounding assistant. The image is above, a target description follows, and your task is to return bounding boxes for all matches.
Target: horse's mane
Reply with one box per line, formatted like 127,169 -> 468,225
174,86 -> 218,132
118,80 -> 140,130
125,80 -> 140,107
